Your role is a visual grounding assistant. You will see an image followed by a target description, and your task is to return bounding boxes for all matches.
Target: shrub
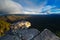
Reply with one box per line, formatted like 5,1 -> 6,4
0,20 -> 11,37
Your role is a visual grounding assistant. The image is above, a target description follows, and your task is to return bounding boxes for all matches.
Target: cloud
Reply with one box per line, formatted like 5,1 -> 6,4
0,0 -> 58,15
24,11 -> 47,15
23,0 -> 47,14
49,9 -> 60,14
23,5 -> 56,15
17,0 -> 47,10
41,5 -> 56,12
18,0 -> 59,15
0,0 -> 23,14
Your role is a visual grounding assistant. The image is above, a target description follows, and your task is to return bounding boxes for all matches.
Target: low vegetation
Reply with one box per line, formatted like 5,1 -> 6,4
0,20 -> 11,37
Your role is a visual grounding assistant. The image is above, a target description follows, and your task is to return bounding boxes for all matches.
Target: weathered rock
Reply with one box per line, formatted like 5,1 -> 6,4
0,28 -> 60,40
0,28 -> 40,40
39,29 -> 60,40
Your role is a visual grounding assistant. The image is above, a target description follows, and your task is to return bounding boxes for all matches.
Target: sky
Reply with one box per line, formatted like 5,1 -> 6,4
0,0 -> 60,15
14,0 -> 60,14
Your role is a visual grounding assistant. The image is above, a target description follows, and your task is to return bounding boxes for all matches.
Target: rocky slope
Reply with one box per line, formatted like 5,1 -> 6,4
34,29 -> 60,40
0,28 -> 60,40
